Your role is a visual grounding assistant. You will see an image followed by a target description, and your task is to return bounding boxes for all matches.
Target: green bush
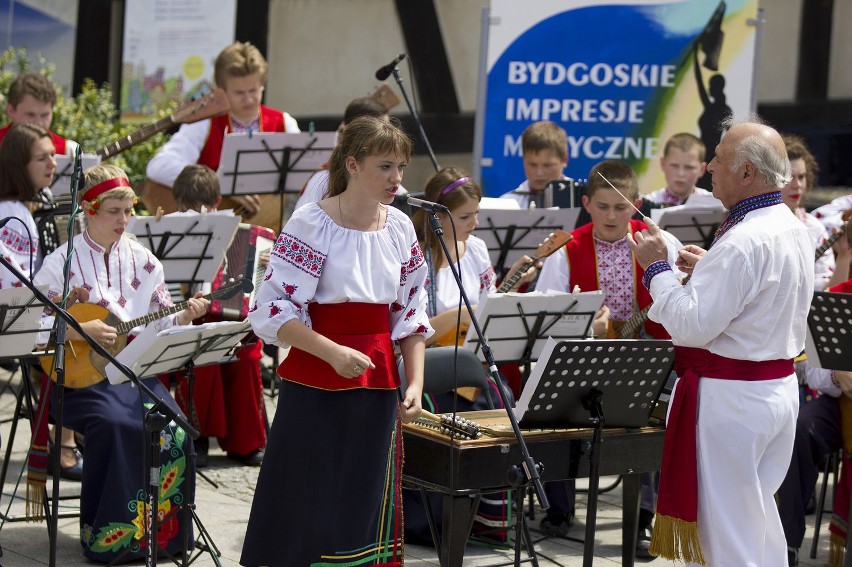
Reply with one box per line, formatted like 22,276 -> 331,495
0,47 -> 175,187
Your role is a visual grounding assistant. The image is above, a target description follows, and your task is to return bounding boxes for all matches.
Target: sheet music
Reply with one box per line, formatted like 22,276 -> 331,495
105,320 -> 251,383
217,131 -> 337,196
464,289 -> 604,362
0,285 -> 48,358
50,154 -> 102,198
127,212 -> 240,283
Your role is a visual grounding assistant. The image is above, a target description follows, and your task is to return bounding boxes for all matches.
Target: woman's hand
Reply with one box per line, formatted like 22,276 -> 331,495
399,384 -> 423,423
177,291 -> 210,325
328,345 -> 375,379
505,255 -> 541,290
77,319 -> 118,346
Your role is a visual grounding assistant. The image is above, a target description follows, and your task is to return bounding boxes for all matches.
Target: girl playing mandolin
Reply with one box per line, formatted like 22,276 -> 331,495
32,163 -> 208,563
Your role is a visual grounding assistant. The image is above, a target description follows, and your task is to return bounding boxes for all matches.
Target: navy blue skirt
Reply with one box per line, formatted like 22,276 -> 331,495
241,381 -> 403,567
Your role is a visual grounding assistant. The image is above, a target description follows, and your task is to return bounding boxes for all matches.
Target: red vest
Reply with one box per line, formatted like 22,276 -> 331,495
565,219 -> 670,339
829,279 -> 852,294
0,124 -> 67,154
197,105 -> 286,171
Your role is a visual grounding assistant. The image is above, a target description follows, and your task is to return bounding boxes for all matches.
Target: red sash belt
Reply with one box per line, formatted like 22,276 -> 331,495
649,346 -> 794,565
277,302 -> 400,391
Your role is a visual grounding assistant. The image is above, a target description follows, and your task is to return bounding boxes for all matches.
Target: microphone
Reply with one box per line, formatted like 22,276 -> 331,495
404,195 -> 449,213
375,53 -> 406,81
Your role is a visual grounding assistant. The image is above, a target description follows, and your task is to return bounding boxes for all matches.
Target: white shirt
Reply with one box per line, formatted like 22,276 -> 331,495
34,231 -> 181,336
428,235 -> 495,315
812,194 -> 852,231
648,204 -> 814,360
249,202 -> 433,347
645,186 -> 712,206
0,200 -> 39,289
145,114 -> 300,188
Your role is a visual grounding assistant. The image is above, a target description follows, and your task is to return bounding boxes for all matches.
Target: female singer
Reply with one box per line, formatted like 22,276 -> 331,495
243,116 -> 431,566
33,163 -> 208,563
0,122 -> 53,288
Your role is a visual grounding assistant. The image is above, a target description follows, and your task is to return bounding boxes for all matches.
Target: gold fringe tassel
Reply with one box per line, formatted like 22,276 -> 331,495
828,532 -> 846,567
648,513 -> 707,566
25,475 -> 46,522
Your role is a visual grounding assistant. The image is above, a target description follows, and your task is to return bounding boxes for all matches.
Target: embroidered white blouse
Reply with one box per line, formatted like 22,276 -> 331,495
34,231 -> 179,335
0,200 -> 39,289
249,203 -> 433,347
427,235 -> 496,315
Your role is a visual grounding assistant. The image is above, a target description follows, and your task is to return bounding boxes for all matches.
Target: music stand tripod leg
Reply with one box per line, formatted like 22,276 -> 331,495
508,466 -> 541,566
180,363 -> 223,567
581,390 -> 605,567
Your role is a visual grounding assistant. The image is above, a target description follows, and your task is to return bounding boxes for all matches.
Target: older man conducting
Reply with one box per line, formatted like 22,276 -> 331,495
628,117 -> 814,566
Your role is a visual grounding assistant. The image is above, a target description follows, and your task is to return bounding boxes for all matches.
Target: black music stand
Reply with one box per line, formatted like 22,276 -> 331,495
473,208 -> 580,280
217,131 -> 337,229
805,291 -> 852,372
128,213 -> 240,286
0,286 -> 64,534
652,205 -> 727,250
516,338 -> 674,567
465,290 -> 605,386
49,154 -> 100,200
106,320 -> 252,567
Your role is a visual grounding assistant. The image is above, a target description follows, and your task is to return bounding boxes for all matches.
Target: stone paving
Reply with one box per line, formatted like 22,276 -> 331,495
0,366 -> 833,566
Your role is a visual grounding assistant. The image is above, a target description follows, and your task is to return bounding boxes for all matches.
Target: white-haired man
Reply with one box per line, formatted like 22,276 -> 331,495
628,118 -> 814,566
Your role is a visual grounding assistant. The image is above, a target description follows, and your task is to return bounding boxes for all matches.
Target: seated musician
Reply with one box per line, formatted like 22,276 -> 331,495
405,167 -> 537,544
0,72 -> 78,155
644,132 -> 711,206
499,120 -> 569,209
169,163 -> 268,466
534,160 -> 682,556
32,163 -> 208,563
145,41 -> 299,227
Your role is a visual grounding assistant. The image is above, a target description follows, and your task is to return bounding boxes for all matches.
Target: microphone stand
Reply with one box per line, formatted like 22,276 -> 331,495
389,66 -> 440,172
0,258 -> 199,567
423,211 -> 548,561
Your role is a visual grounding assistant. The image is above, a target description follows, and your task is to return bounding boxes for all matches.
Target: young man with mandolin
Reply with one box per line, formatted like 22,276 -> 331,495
32,164 -> 209,563
534,160 -> 682,555
145,41 -> 299,231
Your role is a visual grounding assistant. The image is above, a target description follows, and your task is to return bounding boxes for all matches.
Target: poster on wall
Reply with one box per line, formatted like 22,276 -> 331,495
0,0 -> 79,91
477,0 -> 759,196
121,0 -> 236,123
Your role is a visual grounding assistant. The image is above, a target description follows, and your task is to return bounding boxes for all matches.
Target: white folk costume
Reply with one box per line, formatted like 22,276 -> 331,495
243,203 -> 432,567
32,231 -> 194,563
644,186 -> 712,206
813,194 -> 852,232
643,192 -> 814,566
428,234 -> 495,316
795,207 -> 836,291
0,200 -> 39,289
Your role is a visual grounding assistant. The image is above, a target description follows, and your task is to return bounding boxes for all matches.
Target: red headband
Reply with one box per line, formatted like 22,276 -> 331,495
83,177 -> 132,202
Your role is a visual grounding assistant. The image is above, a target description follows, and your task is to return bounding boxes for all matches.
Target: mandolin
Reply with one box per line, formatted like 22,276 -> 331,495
434,229 -> 573,348
606,304 -> 652,339
96,88 -> 230,160
41,277 -> 252,389
815,212 -> 852,261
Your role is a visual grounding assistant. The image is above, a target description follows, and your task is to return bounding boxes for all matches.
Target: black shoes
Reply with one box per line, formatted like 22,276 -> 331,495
194,437 -> 209,468
539,513 -> 574,537
47,443 -> 83,482
227,450 -> 264,466
635,526 -> 653,560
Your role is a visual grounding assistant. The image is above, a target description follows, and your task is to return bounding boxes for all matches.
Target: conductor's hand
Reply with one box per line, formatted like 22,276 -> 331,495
399,385 -> 423,424
77,319 -> 118,347
505,255 -> 540,290
626,218 -> 668,269
330,346 -> 375,379
177,291 -> 210,325
836,371 -> 852,399
675,245 -> 706,275
232,194 -> 262,216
